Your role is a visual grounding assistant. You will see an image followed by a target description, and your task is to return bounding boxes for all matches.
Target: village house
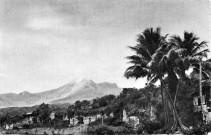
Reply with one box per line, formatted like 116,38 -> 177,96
36,115 -> 42,123
69,113 -> 104,126
109,112 -> 114,118
69,115 -> 84,126
2,113 -> 24,130
1,113 -> 14,129
123,109 -> 129,123
1,111 -> 43,130
83,117 -> 90,125
63,114 -> 69,121
96,113 -> 101,119
10,115 -> 23,129
5,124 -> 13,130
122,109 -> 139,128
192,82 -> 211,124
49,111 -> 56,121
69,117 -> 78,126
21,112 -> 37,125
83,115 -> 96,125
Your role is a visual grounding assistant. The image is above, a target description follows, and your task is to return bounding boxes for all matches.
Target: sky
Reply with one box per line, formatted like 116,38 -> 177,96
0,0 -> 210,94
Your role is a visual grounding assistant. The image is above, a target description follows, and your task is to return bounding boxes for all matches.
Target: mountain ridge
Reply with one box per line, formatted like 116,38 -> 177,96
0,80 -> 122,108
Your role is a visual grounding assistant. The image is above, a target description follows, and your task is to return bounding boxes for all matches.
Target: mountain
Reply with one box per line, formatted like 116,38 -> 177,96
0,80 -> 122,108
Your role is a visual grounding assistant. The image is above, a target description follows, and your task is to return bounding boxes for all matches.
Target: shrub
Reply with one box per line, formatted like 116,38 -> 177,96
108,118 -> 125,126
136,123 -> 145,134
187,123 -> 211,135
22,124 -> 30,129
113,126 -> 135,134
88,125 -> 114,135
144,120 -> 162,134
62,120 -> 69,127
89,118 -> 102,126
88,123 -> 135,134
12,126 -> 19,130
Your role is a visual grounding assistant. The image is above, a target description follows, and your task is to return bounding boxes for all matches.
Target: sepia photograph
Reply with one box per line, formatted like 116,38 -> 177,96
0,0 -> 211,134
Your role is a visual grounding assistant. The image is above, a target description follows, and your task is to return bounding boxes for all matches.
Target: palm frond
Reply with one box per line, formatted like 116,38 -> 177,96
193,49 -> 209,57
191,41 -> 208,55
124,65 -> 149,79
128,46 -> 152,61
192,67 -> 210,80
126,55 -> 148,67
169,35 -> 182,47
147,75 -> 159,84
138,27 -> 163,55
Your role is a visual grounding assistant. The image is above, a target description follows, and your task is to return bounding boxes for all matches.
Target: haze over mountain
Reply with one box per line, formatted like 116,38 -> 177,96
0,80 -> 121,108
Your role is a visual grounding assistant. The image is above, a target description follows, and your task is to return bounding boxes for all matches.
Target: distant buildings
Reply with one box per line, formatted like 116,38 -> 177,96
122,109 -> 139,128
192,83 -> 211,124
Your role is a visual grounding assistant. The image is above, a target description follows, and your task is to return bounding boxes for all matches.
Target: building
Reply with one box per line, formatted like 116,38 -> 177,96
122,109 -> 128,123
122,109 -> 139,128
69,117 -> 78,126
63,114 -> 69,121
192,81 -> 211,124
49,112 -> 56,121
21,112 -> 36,125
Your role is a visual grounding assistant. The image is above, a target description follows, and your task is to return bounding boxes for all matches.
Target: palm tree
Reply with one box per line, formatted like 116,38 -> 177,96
162,32 -> 209,129
124,27 -> 170,129
148,44 -> 188,131
169,32 -> 209,104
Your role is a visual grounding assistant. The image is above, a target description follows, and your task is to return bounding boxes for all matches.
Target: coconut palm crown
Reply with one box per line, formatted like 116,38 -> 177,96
124,27 -> 169,83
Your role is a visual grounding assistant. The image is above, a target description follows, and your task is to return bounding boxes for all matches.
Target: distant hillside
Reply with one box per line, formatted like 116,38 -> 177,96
0,103 -> 70,117
0,80 -> 122,108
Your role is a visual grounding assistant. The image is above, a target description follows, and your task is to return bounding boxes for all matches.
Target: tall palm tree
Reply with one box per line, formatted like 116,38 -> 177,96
163,32 -> 209,129
169,31 -> 208,80
169,32 -> 209,103
124,27 -> 170,129
148,44 -> 188,131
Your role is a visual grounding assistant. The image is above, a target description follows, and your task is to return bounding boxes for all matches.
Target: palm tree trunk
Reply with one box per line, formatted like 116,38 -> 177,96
149,103 -> 152,119
172,84 -> 180,130
160,79 -> 168,130
164,91 -> 170,129
161,80 -> 189,133
174,84 -> 180,105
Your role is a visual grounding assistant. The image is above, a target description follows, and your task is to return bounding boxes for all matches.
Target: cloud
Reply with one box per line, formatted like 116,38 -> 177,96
27,16 -> 64,31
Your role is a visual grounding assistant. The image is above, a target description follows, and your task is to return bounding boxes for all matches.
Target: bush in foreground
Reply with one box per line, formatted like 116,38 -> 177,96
88,125 -> 114,135
187,123 -> 211,135
87,124 -> 135,135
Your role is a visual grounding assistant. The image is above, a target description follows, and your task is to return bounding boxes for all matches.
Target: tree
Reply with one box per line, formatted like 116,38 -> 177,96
37,103 -> 50,124
75,100 -> 82,110
67,105 -> 75,118
81,100 -> 91,109
124,27 -> 170,129
156,31 -> 209,130
169,32 -> 208,123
